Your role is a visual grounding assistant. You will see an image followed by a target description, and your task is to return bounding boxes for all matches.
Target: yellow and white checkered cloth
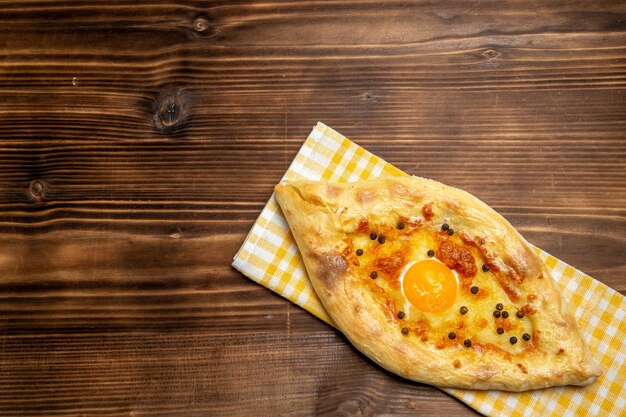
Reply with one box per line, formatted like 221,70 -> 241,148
233,122 -> 626,416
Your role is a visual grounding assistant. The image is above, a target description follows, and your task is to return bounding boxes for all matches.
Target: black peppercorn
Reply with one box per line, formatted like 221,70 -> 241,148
464,339 -> 471,348
516,311 -> 525,319
397,222 -> 405,230
397,311 -> 405,319
496,303 -> 504,311
442,223 -> 450,231
378,236 -> 385,244
447,228 -> 454,235
482,264 -> 490,272
448,332 -> 456,340
370,232 -> 377,240
470,286 -> 479,294
401,327 -> 409,335
510,336 -> 518,345
502,311 -> 509,319
427,249 -> 435,257
370,271 -> 378,279
356,249 -> 364,256
523,333 -> 531,341
460,306 -> 468,315
497,327 -> 504,334
493,311 -> 501,318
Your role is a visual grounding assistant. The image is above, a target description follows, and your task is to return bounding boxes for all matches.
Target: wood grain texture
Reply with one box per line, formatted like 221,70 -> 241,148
0,1 -> 625,416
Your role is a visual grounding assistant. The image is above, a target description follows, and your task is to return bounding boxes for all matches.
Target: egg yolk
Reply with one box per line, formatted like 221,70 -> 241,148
402,260 -> 457,313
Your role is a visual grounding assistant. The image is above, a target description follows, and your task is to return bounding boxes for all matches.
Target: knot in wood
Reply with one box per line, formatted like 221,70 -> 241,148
193,17 -> 209,33
29,180 -> 46,199
483,49 -> 500,59
153,87 -> 188,132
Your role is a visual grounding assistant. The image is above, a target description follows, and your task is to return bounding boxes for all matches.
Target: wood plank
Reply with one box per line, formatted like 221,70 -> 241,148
0,1 -> 624,415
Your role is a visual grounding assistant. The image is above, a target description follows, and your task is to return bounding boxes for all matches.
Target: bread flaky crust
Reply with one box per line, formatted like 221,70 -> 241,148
275,177 -> 601,391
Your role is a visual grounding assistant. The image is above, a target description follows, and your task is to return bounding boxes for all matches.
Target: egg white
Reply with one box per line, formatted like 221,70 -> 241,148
398,256 -> 460,320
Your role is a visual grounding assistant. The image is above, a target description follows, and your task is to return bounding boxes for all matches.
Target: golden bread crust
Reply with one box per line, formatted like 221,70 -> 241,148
275,177 -> 601,391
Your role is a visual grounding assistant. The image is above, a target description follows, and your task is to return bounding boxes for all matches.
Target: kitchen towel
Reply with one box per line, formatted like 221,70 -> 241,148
233,122 -> 625,416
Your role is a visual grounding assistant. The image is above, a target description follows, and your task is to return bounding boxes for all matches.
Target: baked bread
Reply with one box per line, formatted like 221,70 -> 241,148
274,176 -> 601,391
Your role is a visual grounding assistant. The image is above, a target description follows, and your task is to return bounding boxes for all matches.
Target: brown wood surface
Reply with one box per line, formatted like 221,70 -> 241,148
1,1 -> 625,416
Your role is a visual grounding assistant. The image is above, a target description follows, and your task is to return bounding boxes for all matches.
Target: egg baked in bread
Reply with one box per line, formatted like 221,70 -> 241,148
274,177 -> 602,391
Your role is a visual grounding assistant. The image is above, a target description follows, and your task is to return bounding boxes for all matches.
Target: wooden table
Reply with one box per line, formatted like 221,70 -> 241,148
1,1 -> 625,416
